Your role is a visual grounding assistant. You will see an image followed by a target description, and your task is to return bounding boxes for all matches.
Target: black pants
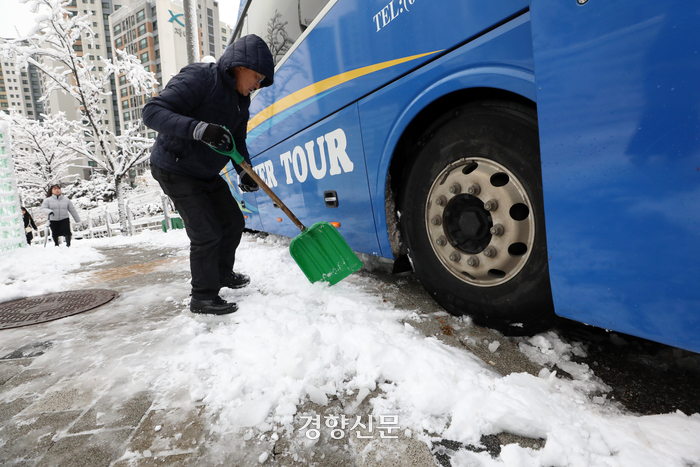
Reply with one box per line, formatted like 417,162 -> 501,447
151,164 -> 245,300
49,219 -> 72,246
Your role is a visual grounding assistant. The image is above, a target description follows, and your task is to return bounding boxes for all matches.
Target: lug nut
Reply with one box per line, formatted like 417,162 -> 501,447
467,256 -> 479,267
430,215 -> 442,226
435,195 -> 447,207
484,199 -> 499,211
449,251 -> 461,262
448,183 -> 461,195
466,184 -> 481,196
436,236 -> 447,247
483,246 -> 497,258
490,224 -> 504,236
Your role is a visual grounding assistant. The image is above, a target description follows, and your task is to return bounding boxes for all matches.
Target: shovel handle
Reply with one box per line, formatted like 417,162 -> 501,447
207,126 -> 307,232
237,160 -> 307,232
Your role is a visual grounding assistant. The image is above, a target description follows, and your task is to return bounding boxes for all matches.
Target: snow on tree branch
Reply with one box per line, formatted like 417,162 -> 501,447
0,0 -> 159,235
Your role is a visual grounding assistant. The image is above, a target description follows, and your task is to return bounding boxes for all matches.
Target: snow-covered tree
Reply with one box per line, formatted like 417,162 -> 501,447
65,172 -> 116,210
1,111 -> 81,206
0,0 -> 159,234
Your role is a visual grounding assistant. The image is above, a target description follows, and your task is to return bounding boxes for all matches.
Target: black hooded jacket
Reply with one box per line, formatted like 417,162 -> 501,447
143,34 -> 274,180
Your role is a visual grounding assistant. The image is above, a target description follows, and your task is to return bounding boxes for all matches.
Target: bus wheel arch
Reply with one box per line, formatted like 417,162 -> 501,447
389,96 -> 556,335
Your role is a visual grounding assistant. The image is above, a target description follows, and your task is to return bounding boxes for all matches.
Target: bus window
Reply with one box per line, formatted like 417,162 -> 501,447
235,0 -> 331,64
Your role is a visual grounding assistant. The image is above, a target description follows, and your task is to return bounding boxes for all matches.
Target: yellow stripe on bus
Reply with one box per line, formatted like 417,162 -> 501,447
247,50 -> 442,132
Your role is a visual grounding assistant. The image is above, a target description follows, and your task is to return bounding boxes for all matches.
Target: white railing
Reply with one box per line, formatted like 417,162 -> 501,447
31,191 -> 182,244
73,190 -> 181,239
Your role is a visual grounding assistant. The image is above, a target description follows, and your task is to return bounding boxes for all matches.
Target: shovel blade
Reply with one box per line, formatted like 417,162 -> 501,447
289,222 -> 363,285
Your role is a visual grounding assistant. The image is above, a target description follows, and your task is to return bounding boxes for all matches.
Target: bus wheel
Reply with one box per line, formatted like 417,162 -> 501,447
401,101 -> 554,335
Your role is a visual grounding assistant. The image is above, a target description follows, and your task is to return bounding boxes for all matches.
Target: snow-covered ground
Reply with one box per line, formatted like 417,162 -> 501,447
1,230 -> 699,467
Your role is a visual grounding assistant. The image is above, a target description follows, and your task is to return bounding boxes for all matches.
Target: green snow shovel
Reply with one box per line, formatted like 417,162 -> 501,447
209,130 -> 363,285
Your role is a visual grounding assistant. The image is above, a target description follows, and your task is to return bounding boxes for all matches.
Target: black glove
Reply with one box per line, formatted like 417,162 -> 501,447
199,123 -> 233,152
238,173 -> 259,192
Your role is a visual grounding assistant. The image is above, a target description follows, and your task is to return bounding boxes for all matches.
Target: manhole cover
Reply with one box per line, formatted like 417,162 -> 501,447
0,290 -> 118,330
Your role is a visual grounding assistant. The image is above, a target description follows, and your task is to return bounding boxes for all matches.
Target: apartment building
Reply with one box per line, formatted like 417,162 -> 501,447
0,40 -> 46,120
109,0 -> 231,141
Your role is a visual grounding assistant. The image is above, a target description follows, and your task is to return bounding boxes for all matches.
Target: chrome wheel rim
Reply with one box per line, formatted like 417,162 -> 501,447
425,157 -> 535,287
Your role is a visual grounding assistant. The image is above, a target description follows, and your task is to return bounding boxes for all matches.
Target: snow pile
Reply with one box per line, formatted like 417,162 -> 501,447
0,241 -> 104,302
1,230 -> 699,467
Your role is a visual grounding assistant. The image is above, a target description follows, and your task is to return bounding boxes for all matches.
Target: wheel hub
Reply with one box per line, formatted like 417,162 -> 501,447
444,195 -> 493,254
425,158 -> 535,287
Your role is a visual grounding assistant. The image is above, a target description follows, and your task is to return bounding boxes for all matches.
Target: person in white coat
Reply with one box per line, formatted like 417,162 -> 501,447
41,185 -> 81,247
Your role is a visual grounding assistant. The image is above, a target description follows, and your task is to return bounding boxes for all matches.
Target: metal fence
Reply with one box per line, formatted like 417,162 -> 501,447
32,190 -> 182,244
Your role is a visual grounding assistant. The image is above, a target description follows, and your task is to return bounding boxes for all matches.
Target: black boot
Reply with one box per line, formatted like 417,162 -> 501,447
220,272 -> 250,289
190,297 -> 238,315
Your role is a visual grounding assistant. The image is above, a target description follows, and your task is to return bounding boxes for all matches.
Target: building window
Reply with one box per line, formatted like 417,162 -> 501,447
114,24 -> 121,34
102,2 -> 109,8
155,49 -> 160,59
120,87 -> 128,97
152,21 -> 157,30
73,45 -> 83,51
122,99 -> 129,109
139,38 -> 148,50
140,51 -> 148,63
136,9 -> 145,22
221,27 -> 226,33
137,24 -> 146,36
115,37 -> 123,47
119,75 -> 126,85
123,111 -> 130,121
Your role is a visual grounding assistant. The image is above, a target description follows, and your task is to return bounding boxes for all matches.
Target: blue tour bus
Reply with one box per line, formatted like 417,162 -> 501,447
222,0 -> 700,353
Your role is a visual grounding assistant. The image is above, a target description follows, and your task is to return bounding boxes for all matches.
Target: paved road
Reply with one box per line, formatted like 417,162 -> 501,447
1,239 -> 698,466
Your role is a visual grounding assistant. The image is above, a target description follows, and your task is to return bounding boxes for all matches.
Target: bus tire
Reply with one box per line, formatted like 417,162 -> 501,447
401,101 -> 555,335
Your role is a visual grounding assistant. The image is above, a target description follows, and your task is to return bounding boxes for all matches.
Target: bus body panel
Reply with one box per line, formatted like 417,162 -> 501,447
248,105 -> 382,255
531,0 -> 700,351
229,0 -> 700,352
358,14 -> 536,258
245,0 -> 530,157
223,165 -> 265,232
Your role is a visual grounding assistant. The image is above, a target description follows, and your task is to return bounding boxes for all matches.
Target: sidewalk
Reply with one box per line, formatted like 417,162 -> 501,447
0,238 -> 544,467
